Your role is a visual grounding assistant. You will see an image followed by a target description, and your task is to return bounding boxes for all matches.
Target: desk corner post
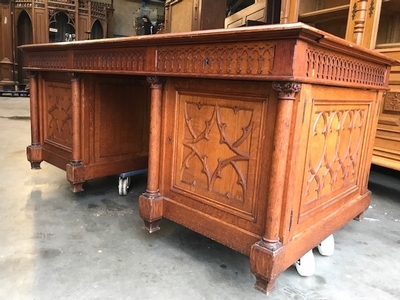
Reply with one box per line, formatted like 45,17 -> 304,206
139,76 -> 166,233
250,81 -> 301,293
26,71 -> 43,169
66,73 -> 85,193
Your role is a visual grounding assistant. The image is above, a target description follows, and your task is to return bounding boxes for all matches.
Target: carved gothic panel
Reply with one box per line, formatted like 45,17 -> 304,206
383,91 -> 400,114
156,42 -> 275,76
173,91 -> 266,218
43,81 -> 73,150
299,100 -> 370,219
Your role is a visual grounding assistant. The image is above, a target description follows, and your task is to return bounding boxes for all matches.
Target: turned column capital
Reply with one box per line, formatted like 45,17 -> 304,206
272,82 -> 301,100
69,72 -> 82,81
26,71 -> 38,78
147,76 -> 166,89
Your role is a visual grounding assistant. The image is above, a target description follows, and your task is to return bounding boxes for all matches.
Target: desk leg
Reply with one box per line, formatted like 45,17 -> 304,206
66,73 -> 85,192
26,71 -> 43,169
250,82 -> 300,294
139,76 -> 165,233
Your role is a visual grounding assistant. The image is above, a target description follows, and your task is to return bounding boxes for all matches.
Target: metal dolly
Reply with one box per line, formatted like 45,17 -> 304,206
0,90 -> 30,97
118,168 -> 148,196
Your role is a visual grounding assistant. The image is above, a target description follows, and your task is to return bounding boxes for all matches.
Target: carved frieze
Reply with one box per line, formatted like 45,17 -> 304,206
156,42 -> 275,76
73,49 -> 146,71
26,52 -> 68,69
383,91 -> 400,114
306,47 -> 387,87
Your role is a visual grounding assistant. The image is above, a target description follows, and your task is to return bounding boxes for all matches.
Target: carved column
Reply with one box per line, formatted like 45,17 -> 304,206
250,81 -> 301,295
139,76 -> 166,233
66,73 -> 85,192
26,71 -> 43,169
351,0 -> 368,45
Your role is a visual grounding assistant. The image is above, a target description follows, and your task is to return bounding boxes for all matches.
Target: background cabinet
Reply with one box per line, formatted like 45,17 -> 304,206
164,0 -> 226,33
0,0 -> 113,90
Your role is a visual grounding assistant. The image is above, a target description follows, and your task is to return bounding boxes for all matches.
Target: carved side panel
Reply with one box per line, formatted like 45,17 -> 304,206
156,42 -> 275,76
298,100 -> 370,222
43,81 -> 73,151
382,91 -> 400,114
173,91 -> 266,219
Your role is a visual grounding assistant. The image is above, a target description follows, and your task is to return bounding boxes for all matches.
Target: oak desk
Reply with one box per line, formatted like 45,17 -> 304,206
21,23 -> 395,295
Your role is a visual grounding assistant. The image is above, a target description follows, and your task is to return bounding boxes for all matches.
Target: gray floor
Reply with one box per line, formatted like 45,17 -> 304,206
0,94 -> 399,300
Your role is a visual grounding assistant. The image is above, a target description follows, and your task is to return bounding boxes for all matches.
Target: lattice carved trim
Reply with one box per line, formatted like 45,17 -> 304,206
26,52 -> 68,69
156,42 -> 275,76
306,47 -> 386,87
73,49 -> 146,71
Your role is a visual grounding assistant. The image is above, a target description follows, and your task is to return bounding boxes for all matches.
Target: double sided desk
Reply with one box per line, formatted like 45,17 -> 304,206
21,23 -> 395,294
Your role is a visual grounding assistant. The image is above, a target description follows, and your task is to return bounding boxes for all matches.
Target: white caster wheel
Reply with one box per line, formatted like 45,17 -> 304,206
295,250 -> 315,277
118,177 -> 129,196
317,234 -> 334,256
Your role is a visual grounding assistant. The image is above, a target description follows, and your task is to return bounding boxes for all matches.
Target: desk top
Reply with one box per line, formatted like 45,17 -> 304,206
20,22 -> 396,90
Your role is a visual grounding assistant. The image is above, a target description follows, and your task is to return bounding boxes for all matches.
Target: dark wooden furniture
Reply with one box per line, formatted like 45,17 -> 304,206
21,23 -> 395,294
0,0 -> 113,90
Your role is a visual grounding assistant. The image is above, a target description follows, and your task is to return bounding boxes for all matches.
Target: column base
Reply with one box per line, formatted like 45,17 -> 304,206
250,240 -> 284,294
26,145 -> 43,169
66,162 -> 85,192
139,192 -> 164,233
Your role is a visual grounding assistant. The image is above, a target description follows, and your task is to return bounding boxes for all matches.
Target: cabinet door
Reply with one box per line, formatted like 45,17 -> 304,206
165,0 -> 225,32
165,0 -> 194,33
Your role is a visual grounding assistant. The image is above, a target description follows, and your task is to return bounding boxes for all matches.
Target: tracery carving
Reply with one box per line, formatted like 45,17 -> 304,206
73,49 -> 146,71
303,107 -> 366,203
45,83 -> 73,148
91,1 -> 108,21
306,47 -> 386,87
49,9 -> 75,27
179,101 -> 254,202
26,52 -> 68,69
383,92 -> 400,113
156,43 -> 275,76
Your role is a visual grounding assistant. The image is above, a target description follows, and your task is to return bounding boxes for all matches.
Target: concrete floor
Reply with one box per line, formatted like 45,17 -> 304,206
0,95 -> 399,300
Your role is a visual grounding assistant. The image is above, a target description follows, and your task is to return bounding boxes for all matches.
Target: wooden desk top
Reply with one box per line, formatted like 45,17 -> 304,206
20,22 -> 396,90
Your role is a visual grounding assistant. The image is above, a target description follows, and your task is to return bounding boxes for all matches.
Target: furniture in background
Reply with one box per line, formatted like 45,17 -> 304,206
163,0 -> 226,33
0,0 -> 113,90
